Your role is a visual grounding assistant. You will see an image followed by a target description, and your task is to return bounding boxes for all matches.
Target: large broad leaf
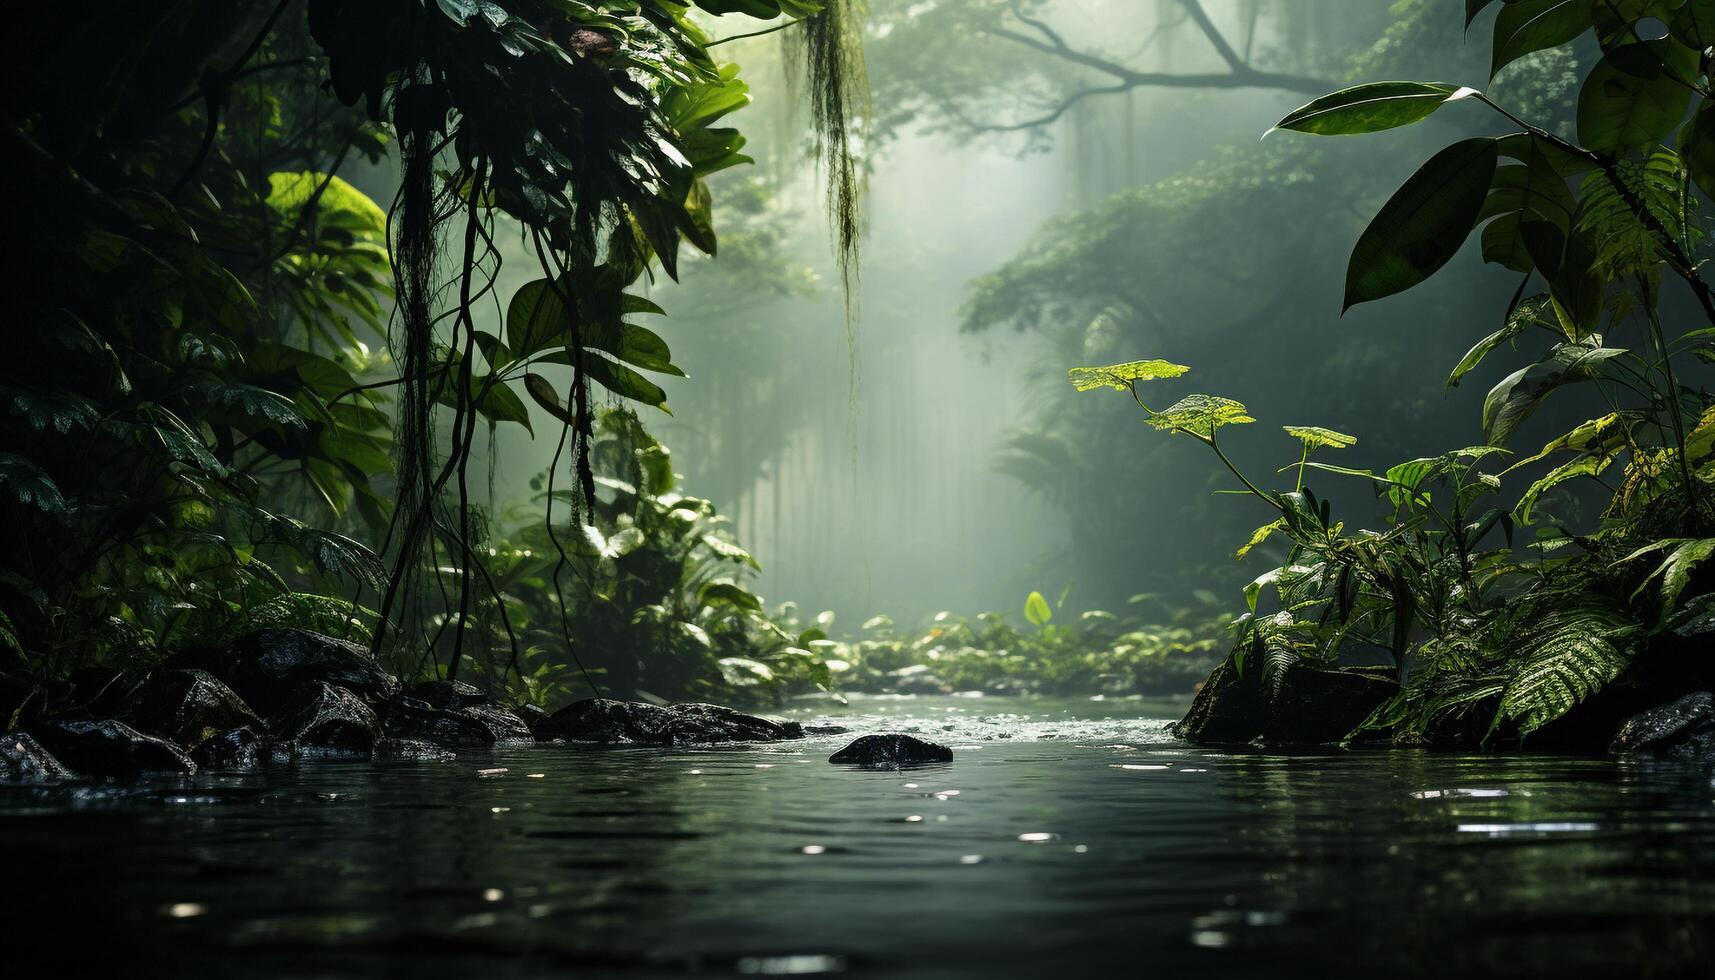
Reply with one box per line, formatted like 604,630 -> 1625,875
1466,0 -> 1498,28
1478,155 -> 1579,273
1271,82 -> 1477,137
1068,358 -> 1190,391
1482,341 -> 1627,446
1670,0 -> 1715,47
1146,394 -> 1255,439
1345,138 -> 1499,310
1492,0 -> 1594,78
1577,41 -> 1696,154
1678,100 -> 1715,201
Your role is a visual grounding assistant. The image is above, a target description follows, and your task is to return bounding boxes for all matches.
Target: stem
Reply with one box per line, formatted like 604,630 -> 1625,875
1294,441 -> 1309,493
1638,275 -> 1696,500
709,18 -> 804,47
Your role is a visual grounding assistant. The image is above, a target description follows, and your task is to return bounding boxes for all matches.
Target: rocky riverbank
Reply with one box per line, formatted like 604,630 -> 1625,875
0,627 -> 846,782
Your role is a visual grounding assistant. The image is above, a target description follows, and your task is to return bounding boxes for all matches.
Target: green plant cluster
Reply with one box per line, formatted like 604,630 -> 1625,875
793,594 -> 1226,698
0,1 -> 857,705
1074,0 -> 1715,744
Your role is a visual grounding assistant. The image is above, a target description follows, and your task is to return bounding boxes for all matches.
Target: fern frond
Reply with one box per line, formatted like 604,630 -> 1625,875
1488,603 -> 1639,738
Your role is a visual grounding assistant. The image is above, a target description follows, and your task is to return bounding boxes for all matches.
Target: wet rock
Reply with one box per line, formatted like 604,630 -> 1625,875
463,703 -> 534,743
270,682 -> 377,758
34,719 -> 197,776
513,703 -> 547,731
374,738 -> 456,762
383,697 -> 533,747
1175,659 -> 1398,746
225,628 -> 400,714
535,698 -> 803,745
406,678 -> 490,710
0,732 -> 75,782
803,724 -> 852,736
829,734 -> 953,768
1610,692 -> 1715,759
123,669 -> 260,748
192,726 -> 267,770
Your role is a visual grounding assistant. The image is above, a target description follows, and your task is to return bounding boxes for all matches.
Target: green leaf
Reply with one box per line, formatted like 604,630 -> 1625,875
1270,82 -> 1477,137
1516,451 -> 1618,523
1283,425 -> 1356,449
1628,538 -> 1715,624
523,374 -> 573,425
1492,0 -> 1594,78
585,356 -> 670,413
1482,341 -> 1627,446
1345,138 -> 1499,310
1678,100 -> 1715,201
1577,42 -> 1696,154
1670,0 -> 1715,47
1447,298 -> 1554,388
699,581 -> 762,612
1146,394 -> 1255,438
1489,604 -> 1638,737
1068,359 -> 1190,392
1023,590 -> 1053,627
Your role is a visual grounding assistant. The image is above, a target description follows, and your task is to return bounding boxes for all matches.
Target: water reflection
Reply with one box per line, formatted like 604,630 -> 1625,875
2,695 -> 1711,977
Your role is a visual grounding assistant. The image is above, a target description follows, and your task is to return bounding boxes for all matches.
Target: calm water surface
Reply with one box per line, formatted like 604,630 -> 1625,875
4,694 -> 1713,977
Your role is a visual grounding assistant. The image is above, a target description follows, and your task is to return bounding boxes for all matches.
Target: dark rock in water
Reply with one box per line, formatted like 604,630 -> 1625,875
829,734 -> 953,768
1175,659 -> 1398,746
536,698 -> 803,745
35,719 -> 197,776
406,678 -> 490,710
1610,692 -> 1715,759
383,697 -> 533,747
225,628 -> 399,714
123,669 -> 260,748
803,725 -> 852,736
192,726 -> 266,770
374,738 -> 456,762
462,703 -> 534,743
0,732 -> 75,782
270,682 -> 377,758
514,703 -> 547,731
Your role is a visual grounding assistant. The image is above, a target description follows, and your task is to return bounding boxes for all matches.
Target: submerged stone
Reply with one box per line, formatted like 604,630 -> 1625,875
828,734 -> 953,768
0,731 -> 75,782
35,719 -> 197,776
123,669 -> 260,748
374,737 -> 457,762
1610,691 -> 1715,759
535,698 -> 803,745
270,681 -> 378,758
225,628 -> 400,714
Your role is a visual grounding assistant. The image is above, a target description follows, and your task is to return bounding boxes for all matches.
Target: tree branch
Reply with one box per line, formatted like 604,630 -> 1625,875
978,2 -> 1333,133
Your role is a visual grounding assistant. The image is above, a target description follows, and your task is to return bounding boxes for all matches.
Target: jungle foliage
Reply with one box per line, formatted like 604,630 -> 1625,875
810,593 -> 1227,698
0,0 -> 865,706
1075,0 -> 1715,743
